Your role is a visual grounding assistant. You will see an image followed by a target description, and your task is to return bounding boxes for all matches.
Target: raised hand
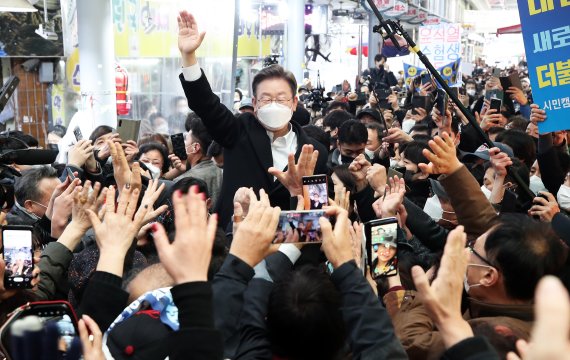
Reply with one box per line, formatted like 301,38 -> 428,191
168,153 -> 187,173
333,186 -> 351,212
320,207 -> 353,269
110,142 -> 142,194
152,185 -> 218,283
122,140 -> 140,163
418,132 -> 463,176
230,189 -> 281,267
348,154 -> 371,192
86,185 -> 150,276
366,163 -> 387,196
46,176 -> 75,220
68,139 -> 94,168
480,108 -> 503,131
51,178 -> 82,238
71,180 -> 107,232
530,104 -> 547,124
178,11 -> 206,67
139,179 -> 169,224
381,176 -> 406,218
489,147 -> 512,178
529,192 -> 560,222
506,86 -> 528,106
78,315 -> 105,360
269,144 -> 319,197
411,226 -> 473,349
506,276 -> 570,360
382,127 -> 413,145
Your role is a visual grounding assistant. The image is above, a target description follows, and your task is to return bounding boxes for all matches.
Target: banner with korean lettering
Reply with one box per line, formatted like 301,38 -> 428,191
418,23 -> 462,68
437,59 -> 462,87
403,63 -> 426,87
517,0 -> 570,133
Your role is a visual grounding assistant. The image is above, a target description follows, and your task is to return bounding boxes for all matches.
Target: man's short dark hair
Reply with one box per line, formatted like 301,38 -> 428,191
14,166 -> 58,206
410,124 -> 430,136
185,113 -> 212,156
323,101 -> 349,115
365,122 -> 385,142
338,120 -> 368,145
302,125 -> 330,150
267,266 -> 346,360
251,65 -> 297,98
137,142 -> 170,174
485,214 -> 567,301
374,54 -> 387,63
495,129 -> 536,169
323,110 -> 353,131
48,125 -> 67,138
400,141 -> 429,165
171,177 -> 210,199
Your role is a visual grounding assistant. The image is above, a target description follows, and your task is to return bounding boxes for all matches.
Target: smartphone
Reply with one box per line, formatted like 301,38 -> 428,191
170,133 -> 188,161
0,301 -> 79,359
274,210 -> 327,244
420,72 -> 432,86
364,217 -> 399,279
65,167 -> 76,181
435,89 -> 449,118
302,175 -> 328,210
492,68 -> 501,77
490,98 -> 502,113
73,127 -> 82,142
485,89 -> 504,101
411,95 -> 429,115
375,89 -> 392,100
500,73 -> 523,91
2,225 -> 34,289
116,119 -> 141,142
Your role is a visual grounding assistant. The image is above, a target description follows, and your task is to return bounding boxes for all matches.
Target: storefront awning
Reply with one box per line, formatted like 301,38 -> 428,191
496,24 -> 521,36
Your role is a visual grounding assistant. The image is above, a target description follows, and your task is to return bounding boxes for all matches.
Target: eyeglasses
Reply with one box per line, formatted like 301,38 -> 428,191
467,243 -> 494,267
256,97 -> 293,107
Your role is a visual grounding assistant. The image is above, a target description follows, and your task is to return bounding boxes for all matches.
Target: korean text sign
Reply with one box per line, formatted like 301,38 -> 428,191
418,23 -> 462,68
517,0 -> 570,133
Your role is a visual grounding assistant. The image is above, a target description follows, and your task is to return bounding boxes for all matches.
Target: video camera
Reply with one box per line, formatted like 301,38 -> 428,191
263,54 -> 280,68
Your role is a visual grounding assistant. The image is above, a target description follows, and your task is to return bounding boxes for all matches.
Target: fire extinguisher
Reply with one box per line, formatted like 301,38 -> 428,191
115,63 -> 131,116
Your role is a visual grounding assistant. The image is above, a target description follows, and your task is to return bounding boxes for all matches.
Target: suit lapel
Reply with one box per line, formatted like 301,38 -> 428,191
244,116 -> 274,185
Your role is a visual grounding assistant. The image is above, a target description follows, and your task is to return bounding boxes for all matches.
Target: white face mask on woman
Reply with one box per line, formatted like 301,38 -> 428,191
480,185 -> 492,200
256,102 -> 293,131
557,184 -> 570,211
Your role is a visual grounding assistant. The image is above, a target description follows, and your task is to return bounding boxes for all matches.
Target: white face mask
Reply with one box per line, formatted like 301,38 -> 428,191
364,148 -> 375,160
256,102 -> 293,131
480,185 -> 492,200
402,119 -> 416,134
464,275 -> 482,293
423,195 -> 443,221
143,162 -> 161,180
389,158 -> 399,168
154,123 -> 169,135
466,89 -> 476,97
557,184 -> 570,211
529,175 -> 547,195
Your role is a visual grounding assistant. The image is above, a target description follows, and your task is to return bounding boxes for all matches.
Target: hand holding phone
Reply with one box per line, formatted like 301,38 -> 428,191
73,127 -> 83,142
170,133 -> 188,161
274,210 -> 327,244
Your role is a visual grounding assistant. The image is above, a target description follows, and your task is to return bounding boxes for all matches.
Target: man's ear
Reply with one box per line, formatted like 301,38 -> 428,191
206,198 -> 212,210
23,200 -> 34,212
481,267 -> 500,288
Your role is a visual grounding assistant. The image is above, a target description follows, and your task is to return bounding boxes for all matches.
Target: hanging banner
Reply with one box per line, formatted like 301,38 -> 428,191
403,63 -> 426,87
385,1 -> 408,17
418,23 -> 462,68
517,0 -> 570,133
437,59 -> 462,87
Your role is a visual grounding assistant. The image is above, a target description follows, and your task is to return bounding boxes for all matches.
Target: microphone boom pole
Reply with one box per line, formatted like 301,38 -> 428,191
365,0 -> 535,204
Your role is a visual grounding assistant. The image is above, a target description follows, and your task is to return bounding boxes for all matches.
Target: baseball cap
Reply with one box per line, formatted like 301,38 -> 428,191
356,108 -> 381,123
239,98 -> 254,110
462,142 -> 514,162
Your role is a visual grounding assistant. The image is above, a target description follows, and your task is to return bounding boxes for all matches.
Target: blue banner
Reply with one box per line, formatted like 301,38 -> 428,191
403,63 -> 426,88
437,59 -> 462,88
517,0 -> 570,133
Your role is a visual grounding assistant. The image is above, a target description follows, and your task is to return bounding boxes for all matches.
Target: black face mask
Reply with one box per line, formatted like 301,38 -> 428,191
340,154 -> 356,165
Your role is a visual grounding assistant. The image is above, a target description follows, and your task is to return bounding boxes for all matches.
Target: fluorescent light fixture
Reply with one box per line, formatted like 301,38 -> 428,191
0,0 -> 38,12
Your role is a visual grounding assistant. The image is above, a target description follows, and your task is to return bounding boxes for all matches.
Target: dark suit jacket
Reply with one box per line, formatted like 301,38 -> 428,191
179,72 -> 329,228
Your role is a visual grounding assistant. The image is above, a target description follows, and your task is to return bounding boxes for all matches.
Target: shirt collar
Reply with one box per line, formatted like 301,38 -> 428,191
266,124 -> 295,144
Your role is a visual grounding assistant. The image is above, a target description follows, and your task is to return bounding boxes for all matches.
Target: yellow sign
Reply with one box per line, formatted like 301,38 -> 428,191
66,48 -> 81,92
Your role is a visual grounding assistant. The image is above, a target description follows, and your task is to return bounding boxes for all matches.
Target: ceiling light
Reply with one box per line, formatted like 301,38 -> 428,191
0,0 -> 38,12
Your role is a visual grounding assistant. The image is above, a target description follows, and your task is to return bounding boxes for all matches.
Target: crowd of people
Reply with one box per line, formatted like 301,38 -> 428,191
1,9 -> 570,360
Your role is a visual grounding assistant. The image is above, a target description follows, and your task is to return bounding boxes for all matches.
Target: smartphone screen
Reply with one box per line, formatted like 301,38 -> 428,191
411,95 -> 428,115
73,127 -> 83,142
436,89 -> 449,117
66,167 -> 76,181
274,210 -> 327,244
1,302 -> 79,357
490,98 -> 502,113
302,175 -> 328,210
420,73 -> 432,86
365,218 -> 398,279
2,226 -> 34,289
170,133 -> 188,161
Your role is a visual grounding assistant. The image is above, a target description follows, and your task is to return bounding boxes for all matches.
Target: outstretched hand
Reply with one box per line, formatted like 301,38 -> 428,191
320,207 -> 353,269
178,11 -> 206,67
269,144 -> 319,197
412,226 -> 472,349
152,186 -> 218,283
418,132 -> 463,176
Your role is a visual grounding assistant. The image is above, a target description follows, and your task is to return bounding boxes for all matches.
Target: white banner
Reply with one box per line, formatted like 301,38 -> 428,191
418,23 -> 462,68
